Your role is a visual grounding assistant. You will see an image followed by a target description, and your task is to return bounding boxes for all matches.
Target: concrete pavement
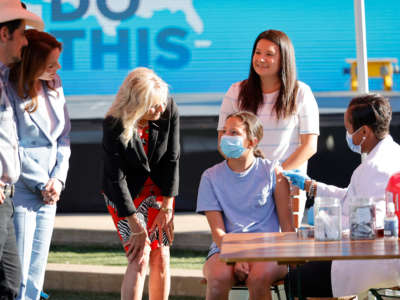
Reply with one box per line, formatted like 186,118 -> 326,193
44,264 -> 205,297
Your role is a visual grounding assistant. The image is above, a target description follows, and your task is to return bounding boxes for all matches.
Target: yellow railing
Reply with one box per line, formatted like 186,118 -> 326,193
344,58 -> 399,91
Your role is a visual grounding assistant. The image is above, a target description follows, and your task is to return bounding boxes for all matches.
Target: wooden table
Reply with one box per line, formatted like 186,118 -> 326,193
220,232 -> 400,264
220,232 -> 400,299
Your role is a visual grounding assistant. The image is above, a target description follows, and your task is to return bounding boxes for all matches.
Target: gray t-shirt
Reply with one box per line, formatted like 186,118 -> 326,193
196,157 -> 278,255
0,62 -> 20,184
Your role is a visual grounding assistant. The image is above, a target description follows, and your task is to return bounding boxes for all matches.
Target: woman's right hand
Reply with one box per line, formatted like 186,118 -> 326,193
126,214 -> 150,264
125,230 -> 150,264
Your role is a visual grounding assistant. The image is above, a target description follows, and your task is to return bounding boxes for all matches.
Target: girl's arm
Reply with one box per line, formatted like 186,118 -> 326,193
274,170 -> 295,232
205,210 -> 226,249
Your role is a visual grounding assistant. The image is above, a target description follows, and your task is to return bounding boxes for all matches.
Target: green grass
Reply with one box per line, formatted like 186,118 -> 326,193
48,245 -> 207,270
46,290 -> 203,300
45,290 -> 120,300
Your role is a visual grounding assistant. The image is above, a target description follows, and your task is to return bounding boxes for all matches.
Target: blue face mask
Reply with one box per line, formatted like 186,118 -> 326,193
220,135 -> 246,158
345,127 -> 366,154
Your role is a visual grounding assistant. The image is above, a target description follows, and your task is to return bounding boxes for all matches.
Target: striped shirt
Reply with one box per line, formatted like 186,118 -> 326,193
217,81 -> 319,172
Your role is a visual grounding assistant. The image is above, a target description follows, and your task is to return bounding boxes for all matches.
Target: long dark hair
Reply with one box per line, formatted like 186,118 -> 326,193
10,29 -> 62,113
238,29 -> 298,119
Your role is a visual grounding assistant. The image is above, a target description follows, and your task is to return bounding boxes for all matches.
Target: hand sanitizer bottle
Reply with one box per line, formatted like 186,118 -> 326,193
384,202 -> 399,238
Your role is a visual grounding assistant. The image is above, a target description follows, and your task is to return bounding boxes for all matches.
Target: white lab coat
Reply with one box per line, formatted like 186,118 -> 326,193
316,135 -> 400,297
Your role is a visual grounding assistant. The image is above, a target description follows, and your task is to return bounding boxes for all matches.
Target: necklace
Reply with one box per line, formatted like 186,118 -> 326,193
137,119 -> 148,129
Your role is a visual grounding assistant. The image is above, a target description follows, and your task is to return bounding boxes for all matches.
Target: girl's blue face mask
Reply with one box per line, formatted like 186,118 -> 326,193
220,135 -> 246,158
345,126 -> 365,154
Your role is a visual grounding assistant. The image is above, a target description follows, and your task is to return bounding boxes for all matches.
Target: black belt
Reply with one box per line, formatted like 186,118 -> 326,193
1,184 -> 15,198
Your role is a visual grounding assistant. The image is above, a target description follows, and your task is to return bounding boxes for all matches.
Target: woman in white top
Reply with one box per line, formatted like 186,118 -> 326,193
218,29 -> 319,222
284,93 -> 400,297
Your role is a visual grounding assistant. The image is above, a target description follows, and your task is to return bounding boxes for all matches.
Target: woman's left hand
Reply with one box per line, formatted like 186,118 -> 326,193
150,207 -> 174,245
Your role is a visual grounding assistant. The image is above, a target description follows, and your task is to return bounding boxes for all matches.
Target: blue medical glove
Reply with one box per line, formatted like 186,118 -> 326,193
282,170 -> 309,190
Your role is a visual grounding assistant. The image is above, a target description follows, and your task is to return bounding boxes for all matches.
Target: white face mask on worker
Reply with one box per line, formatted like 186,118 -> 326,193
345,127 -> 366,154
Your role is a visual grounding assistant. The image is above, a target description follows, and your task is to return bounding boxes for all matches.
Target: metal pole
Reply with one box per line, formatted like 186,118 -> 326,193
354,0 -> 369,93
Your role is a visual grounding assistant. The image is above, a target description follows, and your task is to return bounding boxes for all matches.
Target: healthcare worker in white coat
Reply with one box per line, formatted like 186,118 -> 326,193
284,93 -> 400,297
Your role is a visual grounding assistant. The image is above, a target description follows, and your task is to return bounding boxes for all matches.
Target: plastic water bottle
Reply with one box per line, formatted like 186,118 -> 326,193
384,202 -> 399,239
307,206 -> 314,226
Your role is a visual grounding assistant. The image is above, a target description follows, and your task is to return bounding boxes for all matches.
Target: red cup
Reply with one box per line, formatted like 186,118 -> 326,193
385,172 -> 400,234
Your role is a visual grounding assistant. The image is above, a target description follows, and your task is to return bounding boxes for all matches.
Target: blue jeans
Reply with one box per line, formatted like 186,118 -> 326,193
13,199 -> 56,300
0,196 -> 21,300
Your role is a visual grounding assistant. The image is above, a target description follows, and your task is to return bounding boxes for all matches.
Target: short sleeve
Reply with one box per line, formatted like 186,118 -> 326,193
297,82 -> 320,136
217,83 -> 241,131
196,169 -> 222,213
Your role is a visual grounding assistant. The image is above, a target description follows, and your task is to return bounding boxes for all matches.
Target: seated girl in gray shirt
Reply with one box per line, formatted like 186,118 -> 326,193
196,111 -> 294,300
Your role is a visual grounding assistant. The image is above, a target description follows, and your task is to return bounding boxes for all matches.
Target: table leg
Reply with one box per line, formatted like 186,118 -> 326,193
296,266 -> 307,300
286,265 -> 307,300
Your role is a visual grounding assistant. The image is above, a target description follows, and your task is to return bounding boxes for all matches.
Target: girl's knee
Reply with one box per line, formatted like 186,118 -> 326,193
249,263 -> 286,285
203,254 -> 235,290
206,276 -> 234,299
247,273 -> 265,289
206,268 -> 235,289
247,269 -> 282,287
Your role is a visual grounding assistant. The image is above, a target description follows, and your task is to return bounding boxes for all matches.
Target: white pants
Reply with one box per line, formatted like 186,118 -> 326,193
331,259 -> 400,297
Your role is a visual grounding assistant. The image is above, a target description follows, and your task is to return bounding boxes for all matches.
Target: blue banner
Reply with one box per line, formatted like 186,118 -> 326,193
25,0 -> 400,96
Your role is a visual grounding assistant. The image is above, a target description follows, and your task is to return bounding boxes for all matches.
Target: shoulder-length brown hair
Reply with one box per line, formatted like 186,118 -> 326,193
10,29 -> 62,113
238,29 -> 298,119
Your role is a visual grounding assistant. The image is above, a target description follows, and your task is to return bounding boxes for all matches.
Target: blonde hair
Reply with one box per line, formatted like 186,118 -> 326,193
106,67 -> 169,145
226,111 -> 265,158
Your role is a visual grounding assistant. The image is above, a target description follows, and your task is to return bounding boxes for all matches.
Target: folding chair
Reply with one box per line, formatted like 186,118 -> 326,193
369,287 -> 400,300
200,278 -> 285,300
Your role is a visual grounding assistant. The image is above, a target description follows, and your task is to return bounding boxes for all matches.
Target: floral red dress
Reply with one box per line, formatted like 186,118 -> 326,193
105,126 -> 172,252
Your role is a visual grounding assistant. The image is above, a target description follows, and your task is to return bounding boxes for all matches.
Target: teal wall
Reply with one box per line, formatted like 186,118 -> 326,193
25,0 -> 400,95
